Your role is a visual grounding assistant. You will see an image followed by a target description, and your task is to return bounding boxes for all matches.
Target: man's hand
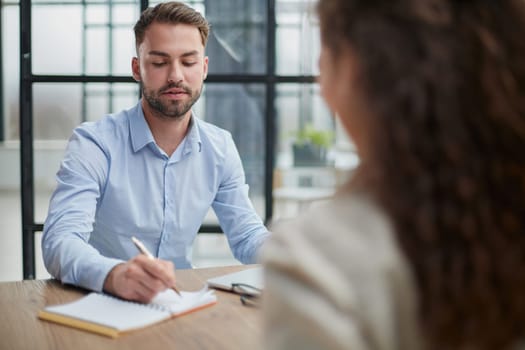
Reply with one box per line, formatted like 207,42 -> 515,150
103,255 -> 177,303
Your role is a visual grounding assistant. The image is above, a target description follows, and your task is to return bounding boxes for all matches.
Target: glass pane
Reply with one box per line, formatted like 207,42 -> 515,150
32,5 -> 83,74
276,0 -> 320,76
197,83 -> 266,222
111,4 -> 138,25
32,0 -> 101,3
33,82 -> 139,140
274,83 -> 346,220
112,27 -> 136,75
84,83 -> 139,122
2,5 -> 20,141
34,146 -> 66,224
32,2 -> 137,75
205,1 -> 267,74
86,4 -> 109,25
34,84 -> 83,140
86,28 -> 109,74
275,83 -> 333,167
0,3 -> 22,281
0,181 -> 23,281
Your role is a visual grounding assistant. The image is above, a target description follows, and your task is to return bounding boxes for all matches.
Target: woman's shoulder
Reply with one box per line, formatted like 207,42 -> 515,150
262,192 -> 423,350
267,192 -> 399,267
263,191 -> 416,303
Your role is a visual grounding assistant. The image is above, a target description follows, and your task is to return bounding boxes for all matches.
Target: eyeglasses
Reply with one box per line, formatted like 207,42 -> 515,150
231,283 -> 262,308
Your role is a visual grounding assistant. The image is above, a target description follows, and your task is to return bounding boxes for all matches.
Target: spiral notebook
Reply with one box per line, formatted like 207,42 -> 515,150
38,287 -> 217,338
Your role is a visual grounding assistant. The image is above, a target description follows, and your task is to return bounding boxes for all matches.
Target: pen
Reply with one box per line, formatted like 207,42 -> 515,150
131,236 -> 181,296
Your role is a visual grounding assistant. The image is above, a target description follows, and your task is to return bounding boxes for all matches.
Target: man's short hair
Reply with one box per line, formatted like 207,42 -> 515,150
134,1 -> 210,53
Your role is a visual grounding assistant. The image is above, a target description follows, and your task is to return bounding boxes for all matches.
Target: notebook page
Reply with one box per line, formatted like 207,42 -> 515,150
152,286 -> 217,315
43,293 -> 171,331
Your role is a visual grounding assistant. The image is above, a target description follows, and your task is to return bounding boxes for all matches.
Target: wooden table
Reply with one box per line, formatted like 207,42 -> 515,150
0,265 -> 262,350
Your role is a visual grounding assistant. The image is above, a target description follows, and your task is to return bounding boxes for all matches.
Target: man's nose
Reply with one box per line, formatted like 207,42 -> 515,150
168,62 -> 183,83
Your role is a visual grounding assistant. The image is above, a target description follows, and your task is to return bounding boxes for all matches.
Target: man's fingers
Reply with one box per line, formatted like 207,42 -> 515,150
125,260 -> 166,293
133,255 -> 177,290
124,278 -> 158,303
103,256 -> 177,303
104,263 -> 157,302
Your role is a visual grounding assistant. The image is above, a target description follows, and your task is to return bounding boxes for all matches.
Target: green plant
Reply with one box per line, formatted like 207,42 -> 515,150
293,124 -> 334,148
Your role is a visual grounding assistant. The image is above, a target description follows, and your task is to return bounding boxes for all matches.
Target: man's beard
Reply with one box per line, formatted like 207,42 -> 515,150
142,82 -> 202,120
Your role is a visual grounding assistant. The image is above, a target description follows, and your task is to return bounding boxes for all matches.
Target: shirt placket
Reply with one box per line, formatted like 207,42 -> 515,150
159,159 -> 176,255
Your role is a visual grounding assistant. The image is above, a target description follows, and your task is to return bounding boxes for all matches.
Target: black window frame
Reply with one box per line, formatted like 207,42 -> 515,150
18,0 -> 316,279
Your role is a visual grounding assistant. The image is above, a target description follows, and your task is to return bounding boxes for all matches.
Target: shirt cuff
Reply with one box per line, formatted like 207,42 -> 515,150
79,257 -> 124,293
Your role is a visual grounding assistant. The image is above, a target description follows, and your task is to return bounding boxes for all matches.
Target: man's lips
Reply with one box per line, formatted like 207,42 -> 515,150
161,88 -> 189,100
162,88 -> 188,95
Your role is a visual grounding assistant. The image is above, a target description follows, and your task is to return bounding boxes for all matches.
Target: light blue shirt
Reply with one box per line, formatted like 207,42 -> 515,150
42,102 -> 269,292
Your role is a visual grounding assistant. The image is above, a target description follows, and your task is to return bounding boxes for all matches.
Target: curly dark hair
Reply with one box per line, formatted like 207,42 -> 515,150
318,0 -> 525,348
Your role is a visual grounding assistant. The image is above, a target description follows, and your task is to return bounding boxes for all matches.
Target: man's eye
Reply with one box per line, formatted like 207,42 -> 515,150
183,62 -> 197,67
152,62 -> 166,67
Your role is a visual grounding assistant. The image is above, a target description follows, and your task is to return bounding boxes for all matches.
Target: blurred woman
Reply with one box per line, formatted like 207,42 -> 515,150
262,1 -> 525,349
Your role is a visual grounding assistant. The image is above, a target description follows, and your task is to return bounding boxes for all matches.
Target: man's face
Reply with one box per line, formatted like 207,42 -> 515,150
132,22 -> 208,120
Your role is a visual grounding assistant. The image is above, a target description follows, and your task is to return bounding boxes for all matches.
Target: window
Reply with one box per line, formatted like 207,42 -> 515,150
1,0 -> 356,279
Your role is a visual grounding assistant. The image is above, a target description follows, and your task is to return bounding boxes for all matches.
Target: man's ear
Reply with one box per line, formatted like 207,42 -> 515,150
202,56 -> 209,80
132,57 -> 141,82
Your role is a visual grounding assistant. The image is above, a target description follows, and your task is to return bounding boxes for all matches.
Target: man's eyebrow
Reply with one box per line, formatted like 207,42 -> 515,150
148,50 -> 170,58
147,50 -> 200,58
180,50 -> 199,58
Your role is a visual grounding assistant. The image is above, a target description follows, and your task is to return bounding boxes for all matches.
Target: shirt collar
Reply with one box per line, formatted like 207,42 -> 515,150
130,103 -> 155,153
129,102 -> 202,154
184,113 -> 203,154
